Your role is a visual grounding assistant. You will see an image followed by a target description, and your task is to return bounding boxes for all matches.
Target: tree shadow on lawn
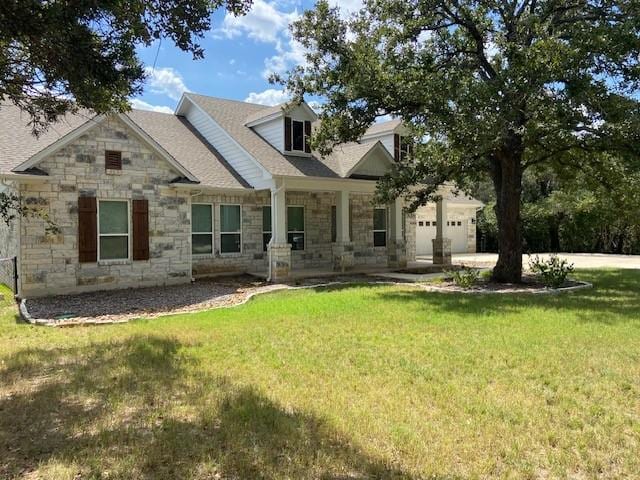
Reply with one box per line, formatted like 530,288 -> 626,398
375,269 -> 640,324
0,335 -> 421,480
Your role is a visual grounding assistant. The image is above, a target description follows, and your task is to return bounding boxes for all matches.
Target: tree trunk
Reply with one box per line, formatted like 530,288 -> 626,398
491,148 -> 524,283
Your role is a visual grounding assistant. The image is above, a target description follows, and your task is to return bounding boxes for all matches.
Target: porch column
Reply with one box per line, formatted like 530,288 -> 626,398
432,198 -> 452,265
387,196 -> 407,268
332,190 -> 354,271
268,181 -> 291,281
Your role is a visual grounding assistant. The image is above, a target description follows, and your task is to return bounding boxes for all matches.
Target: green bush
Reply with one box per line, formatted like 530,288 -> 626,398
449,268 -> 480,289
528,255 -> 574,288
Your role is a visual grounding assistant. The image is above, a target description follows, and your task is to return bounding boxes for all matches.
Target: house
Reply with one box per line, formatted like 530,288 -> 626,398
0,94 -> 418,297
360,120 -> 484,256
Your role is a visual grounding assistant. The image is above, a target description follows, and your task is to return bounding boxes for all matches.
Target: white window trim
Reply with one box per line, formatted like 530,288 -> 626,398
97,199 -> 130,263
288,119 -> 308,154
373,207 -> 388,248
262,205 -> 272,252
287,205 -> 305,251
220,204 -> 242,255
399,136 -> 411,161
191,202 -> 214,257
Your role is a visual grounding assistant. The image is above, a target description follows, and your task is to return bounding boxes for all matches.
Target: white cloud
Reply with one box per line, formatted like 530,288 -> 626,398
327,0 -> 363,18
215,0 -> 298,46
129,98 -> 174,114
245,88 -> 291,106
144,67 -> 189,101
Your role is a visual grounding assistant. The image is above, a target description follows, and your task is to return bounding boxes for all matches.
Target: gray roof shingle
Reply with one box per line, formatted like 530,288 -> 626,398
363,118 -> 402,137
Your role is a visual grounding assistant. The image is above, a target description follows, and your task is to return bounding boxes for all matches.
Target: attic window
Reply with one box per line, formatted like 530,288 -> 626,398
285,117 -> 311,153
105,150 -> 122,170
292,121 -> 304,151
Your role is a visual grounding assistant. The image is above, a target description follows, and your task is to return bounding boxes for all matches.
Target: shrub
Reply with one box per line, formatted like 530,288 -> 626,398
449,267 -> 480,289
528,255 -> 574,288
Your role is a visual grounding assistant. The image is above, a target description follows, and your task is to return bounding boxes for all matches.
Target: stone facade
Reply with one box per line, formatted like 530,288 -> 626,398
10,118 -> 416,297
18,117 -> 192,297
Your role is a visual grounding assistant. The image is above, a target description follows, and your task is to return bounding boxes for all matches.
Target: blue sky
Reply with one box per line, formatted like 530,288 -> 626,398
131,0 -> 362,113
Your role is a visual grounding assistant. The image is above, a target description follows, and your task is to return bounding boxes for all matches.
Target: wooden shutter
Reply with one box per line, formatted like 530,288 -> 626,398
284,116 -> 292,151
105,150 -> 122,170
304,120 -> 312,153
78,196 -> 97,263
132,199 -> 149,261
393,134 -> 400,162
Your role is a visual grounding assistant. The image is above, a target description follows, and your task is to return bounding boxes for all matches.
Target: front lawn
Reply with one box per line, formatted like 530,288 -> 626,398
1,270 -> 639,479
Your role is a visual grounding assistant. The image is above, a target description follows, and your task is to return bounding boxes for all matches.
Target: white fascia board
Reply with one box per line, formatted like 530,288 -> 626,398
245,110 -> 283,128
180,96 -> 272,182
343,141 -> 394,178
13,115 -> 106,172
274,175 -> 378,193
118,113 -> 199,182
165,184 -> 260,194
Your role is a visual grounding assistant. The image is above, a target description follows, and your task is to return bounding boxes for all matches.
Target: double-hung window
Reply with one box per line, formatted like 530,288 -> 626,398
220,205 -> 242,253
98,200 -> 129,260
292,120 -> 305,151
192,204 -> 213,255
373,207 -> 387,247
287,206 -> 305,250
262,206 -> 272,251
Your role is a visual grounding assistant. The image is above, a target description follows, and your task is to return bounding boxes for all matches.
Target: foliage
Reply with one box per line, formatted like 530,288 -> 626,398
280,0 -> 640,282
0,191 -> 59,234
2,271 -> 640,478
476,162 -> 640,254
529,254 -> 574,288
448,267 -> 480,289
0,0 -> 252,134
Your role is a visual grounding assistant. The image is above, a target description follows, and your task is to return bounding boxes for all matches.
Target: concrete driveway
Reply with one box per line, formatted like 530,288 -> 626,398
416,252 -> 640,269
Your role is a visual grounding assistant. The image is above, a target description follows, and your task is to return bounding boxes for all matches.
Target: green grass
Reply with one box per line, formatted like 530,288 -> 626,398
1,270 -> 639,479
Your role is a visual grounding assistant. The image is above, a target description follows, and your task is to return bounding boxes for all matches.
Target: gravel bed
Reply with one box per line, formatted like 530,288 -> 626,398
23,274 -> 397,325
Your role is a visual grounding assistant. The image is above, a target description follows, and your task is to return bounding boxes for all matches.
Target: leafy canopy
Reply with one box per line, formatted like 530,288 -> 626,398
0,0 -> 252,134
281,0 -> 640,208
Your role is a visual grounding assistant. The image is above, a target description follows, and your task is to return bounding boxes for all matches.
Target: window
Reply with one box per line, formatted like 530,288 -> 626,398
399,138 -> 411,161
262,206 -> 272,251
433,221 -> 437,227
425,221 -> 431,226
98,200 -> 128,260
220,205 -> 241,253
458,221 -> 462,226
292,120 -> 305,151
373,208 -> 387,247
418,221 -> 424,227
105,150 -> 122,170
192,204 -> 213,255
287,206 -> 305,250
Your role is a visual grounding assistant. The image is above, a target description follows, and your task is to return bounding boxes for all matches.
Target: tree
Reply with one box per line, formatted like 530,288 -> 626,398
279,0 -> 640,282
0,0 -> 252,134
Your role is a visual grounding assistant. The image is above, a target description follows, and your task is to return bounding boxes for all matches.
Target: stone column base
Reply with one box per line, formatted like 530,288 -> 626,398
387,239 -> 407,269
268,243 -> 292,282
432,238 -> 452,265
332,242 -> 355,272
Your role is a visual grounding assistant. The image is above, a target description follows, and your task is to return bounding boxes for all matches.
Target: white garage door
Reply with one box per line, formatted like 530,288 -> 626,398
416,218 -> 469,255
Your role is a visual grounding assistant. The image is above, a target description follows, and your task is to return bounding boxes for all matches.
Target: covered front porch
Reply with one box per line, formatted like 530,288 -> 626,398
263,177 -> 410,282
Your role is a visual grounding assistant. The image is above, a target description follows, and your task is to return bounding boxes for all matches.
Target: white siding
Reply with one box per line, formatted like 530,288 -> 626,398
183,102 -> 266,187
362,134 -> 394,157
254,118 -> 284,152
352,151 -> 392,177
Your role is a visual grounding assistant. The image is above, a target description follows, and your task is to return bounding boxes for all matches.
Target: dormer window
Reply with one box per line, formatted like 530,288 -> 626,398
393,134 -> 412,162
284,116 -> 311,154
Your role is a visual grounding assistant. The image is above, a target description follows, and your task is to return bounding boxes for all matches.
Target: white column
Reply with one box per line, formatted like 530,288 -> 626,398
271,181 -> 287,245
389,197 -> 404,242
435,198 -> 447,239
335,190 -> 350,243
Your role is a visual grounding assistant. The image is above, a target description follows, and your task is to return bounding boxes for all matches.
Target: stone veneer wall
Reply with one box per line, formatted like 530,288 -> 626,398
18,117 -> 192,297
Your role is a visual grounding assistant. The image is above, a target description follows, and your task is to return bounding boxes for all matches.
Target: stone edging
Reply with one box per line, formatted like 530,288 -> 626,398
19,278 -> 593,327
421,279 -> 593,295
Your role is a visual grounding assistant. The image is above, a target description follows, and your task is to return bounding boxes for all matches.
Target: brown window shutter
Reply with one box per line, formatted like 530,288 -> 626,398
132,199 -> 149,261
284,116 -> 292,151
393,134 -> 400,162
105,150 -> 122,170
304,120 -> 312,153
78,196 -> 97,263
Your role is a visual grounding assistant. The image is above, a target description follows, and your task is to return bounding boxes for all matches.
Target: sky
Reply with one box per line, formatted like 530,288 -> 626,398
131,0 -> 363,113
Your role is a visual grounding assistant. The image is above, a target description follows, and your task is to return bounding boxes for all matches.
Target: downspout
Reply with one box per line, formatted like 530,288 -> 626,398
266,182 -> 285,282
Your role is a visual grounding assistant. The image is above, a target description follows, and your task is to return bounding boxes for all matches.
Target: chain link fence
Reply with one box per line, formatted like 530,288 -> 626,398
0,256 -> 17,294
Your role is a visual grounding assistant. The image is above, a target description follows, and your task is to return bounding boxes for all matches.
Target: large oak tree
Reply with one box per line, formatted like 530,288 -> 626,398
280,0 -> 640,282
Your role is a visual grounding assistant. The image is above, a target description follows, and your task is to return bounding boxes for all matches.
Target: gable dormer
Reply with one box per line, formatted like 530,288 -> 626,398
245,101 -> 318,156
360,119 -> 412,162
